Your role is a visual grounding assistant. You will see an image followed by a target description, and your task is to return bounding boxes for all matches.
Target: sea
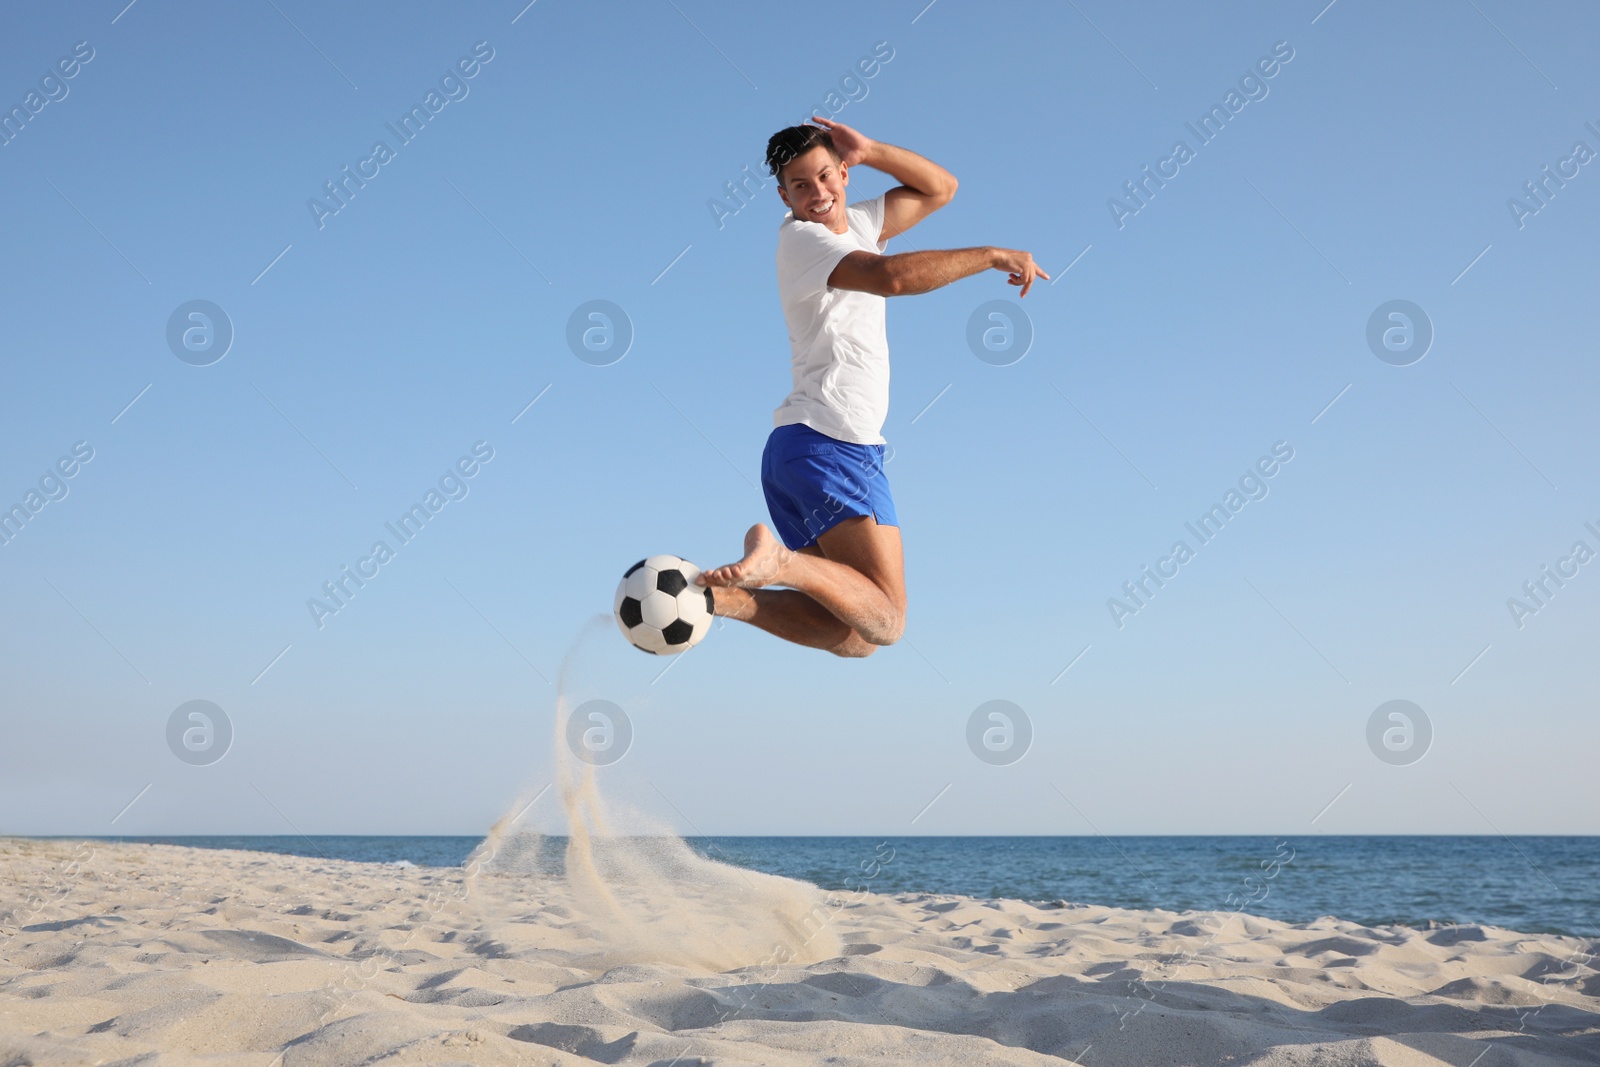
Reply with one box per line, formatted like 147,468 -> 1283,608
81,834 -> 1598,939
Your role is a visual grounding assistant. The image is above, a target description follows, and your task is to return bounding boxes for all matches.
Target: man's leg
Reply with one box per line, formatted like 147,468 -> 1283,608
700,517 -> 905,654
710,549 -> 877,658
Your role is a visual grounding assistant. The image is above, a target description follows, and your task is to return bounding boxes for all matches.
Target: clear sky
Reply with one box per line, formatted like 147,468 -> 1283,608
2,0 -> 1596,838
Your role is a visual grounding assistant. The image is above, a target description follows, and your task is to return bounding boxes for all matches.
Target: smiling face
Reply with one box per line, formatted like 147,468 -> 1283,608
777,145 -> 849,232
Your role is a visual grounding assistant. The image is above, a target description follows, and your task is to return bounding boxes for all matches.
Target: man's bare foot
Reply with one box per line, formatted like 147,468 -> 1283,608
697,524 -> 792,589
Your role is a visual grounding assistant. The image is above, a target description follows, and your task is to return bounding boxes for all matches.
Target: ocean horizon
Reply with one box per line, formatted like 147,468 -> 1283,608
31,834 -> 1598,939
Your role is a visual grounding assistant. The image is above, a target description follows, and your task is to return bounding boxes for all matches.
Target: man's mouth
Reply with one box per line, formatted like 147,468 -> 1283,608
810,198 -> 835,217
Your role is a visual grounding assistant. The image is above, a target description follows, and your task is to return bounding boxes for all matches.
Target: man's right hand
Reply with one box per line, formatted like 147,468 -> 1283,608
990,247 -> 1050,297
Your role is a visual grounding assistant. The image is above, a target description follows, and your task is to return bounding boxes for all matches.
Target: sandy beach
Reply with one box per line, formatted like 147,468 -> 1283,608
2,837 -> 1596,1066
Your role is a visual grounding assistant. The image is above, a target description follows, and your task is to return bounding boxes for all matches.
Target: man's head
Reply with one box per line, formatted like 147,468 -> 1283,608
766,124 -> 849,227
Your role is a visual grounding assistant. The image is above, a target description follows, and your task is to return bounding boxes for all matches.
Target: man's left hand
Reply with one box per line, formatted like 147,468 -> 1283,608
808,116 -> 873,167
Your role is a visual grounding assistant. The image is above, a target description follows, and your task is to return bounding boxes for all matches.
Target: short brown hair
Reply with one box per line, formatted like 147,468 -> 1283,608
766,124 -> 841,187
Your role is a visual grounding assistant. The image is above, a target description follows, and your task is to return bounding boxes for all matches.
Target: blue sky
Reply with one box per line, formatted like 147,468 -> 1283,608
2,0 -> 1596,837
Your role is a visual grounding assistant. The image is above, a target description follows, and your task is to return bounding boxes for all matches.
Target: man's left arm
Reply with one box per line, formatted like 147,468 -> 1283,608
808,118 -> 956,242
868,141 -> 958,242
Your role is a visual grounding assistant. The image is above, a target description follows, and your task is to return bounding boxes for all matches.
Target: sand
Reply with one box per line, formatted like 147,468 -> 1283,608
2,837 -> 1596,1066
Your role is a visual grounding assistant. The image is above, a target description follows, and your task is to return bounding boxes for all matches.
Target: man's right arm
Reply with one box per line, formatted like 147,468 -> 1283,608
829,246 -> 1048,298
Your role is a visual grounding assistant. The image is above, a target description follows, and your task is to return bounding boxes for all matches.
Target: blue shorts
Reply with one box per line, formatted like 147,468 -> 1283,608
761,423 -> 898,550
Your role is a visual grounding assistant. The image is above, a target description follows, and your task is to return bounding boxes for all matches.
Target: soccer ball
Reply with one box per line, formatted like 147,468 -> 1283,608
614,554 -> 714,655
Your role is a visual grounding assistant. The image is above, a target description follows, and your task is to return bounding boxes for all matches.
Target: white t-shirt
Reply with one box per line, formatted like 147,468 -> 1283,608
772,193 -> 890,445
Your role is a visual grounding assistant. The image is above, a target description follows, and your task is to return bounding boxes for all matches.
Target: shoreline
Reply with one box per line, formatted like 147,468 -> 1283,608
9,833 -> 1596,940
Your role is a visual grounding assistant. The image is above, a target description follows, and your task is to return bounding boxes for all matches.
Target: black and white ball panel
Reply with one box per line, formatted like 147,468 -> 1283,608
613,554 -> 713,655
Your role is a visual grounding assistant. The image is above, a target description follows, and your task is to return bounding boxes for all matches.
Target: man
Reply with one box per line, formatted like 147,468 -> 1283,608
696,117 -> 1048,657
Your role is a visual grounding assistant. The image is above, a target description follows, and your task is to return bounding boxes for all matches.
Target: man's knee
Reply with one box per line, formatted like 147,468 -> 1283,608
865,609 -> 905,647
830,632 -> 879,658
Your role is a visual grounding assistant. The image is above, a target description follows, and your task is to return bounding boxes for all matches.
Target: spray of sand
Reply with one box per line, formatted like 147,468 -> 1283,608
466,616 -> 841,972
